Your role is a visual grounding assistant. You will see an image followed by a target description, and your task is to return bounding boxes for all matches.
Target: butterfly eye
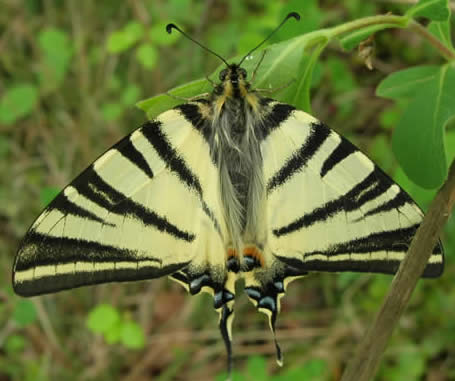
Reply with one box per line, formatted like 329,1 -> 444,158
239,68 -> 247,79
219,69 -> 228,81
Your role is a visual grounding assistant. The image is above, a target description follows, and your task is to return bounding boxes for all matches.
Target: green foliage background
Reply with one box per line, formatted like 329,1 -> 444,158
1,1 -> 454,380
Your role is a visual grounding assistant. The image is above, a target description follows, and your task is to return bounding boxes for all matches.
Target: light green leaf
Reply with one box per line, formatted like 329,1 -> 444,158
0,84 -> 38,125
292,40 -> 328,113
392,64 -> 455,188
137,32 -> 327,118
38,27 -> 73,92
101,102 -> 124,121
376,65 -> 440,100
120,320 -> 145,349
5,334 -> 26,354
136,78 -> 211,119
150,21 -> 180,46
340,24 -> 402,51
121,84 -> 141,106
86,304 -> 120,334
246,356 -> 268,381
13,300 -> 37,327
406,0 -> 450,21
107,22 -> 144,54
135,43 -> 158,70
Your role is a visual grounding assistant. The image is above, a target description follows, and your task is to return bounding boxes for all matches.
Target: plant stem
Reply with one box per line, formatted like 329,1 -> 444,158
410,20 -> 455,61
340,158 -> 455,381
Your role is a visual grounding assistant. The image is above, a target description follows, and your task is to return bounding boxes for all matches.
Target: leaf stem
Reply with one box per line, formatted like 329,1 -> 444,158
410,20 -> 455,61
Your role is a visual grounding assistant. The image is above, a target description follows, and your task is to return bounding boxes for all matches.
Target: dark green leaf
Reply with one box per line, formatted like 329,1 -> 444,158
392,64 -> 455,188
376,65 -> 440,100
428,20 -> 455,51
121,84 -> 141,106
0,84 -> 38,125
406,0 -> 450,21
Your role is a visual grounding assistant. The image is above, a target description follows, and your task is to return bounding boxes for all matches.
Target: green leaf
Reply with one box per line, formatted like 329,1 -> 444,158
340,24 -> 402,51
299,358 -> 329,379
86,304 -> 120,334
5,334 -> 26,354
150,21 -> 180,46
246,356 -> 268,381
136,78 -> 211,119
120,320 -> 145,349
138,31 -> 328,118
101,102 -> 124,121
13,300 -> 37,327
38,27 -> 73,93
406,0 -> 450,21
121,84 -> 141,106
392,64 -> 455,188
428,20 -> 455,52
135,43 -> 158,70
0,84 -> 38,125
40,186 -> 60,207
376,65 -> 440,100
292,40 -> 328,113
107,21 -> 144,54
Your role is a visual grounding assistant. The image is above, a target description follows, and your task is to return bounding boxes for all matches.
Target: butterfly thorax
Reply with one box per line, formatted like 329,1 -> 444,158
209,64 -> 265,260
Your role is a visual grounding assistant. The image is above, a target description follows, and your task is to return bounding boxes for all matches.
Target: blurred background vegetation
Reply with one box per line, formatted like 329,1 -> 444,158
1,0 -> 454,380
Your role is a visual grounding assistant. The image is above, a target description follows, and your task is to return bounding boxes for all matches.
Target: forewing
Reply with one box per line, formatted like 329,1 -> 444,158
13,104 -> 226,296
262,107 -> 444,277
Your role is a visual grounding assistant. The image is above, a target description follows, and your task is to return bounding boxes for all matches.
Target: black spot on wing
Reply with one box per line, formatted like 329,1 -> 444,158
114,136 -> 154,178
141,120 -> 203,196
320,135 -> 357,178
71,166 -> 195,242
267,122 -> 331,193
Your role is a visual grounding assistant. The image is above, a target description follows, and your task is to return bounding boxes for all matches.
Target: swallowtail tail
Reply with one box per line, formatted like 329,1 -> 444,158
13,12 -> 444,375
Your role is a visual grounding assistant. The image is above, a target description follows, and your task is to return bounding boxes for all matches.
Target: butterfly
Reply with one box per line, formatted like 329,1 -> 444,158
13,11 -> 444,376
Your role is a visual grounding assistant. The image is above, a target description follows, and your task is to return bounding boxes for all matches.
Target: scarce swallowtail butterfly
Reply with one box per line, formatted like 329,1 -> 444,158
13,11 -> 444,376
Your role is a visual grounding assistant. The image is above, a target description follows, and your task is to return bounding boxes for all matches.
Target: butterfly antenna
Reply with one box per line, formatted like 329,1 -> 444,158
166,23 -> 230,67
238,12 -> 301,66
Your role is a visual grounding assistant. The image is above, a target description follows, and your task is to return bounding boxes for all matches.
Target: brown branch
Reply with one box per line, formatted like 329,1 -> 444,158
341,158 -> 455,381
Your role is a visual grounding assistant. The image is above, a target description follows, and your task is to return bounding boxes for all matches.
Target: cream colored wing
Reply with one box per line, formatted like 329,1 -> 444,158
13,103 -> 226,296
261,107 -> 444,277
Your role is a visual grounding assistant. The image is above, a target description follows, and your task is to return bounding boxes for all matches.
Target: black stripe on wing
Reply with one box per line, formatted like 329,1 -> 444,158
14,232 -> 189,296
275,226 -> 444,278
141,119 -> 222,237
259,101 -> 295,141
267,122 -> 331,193
175,102 -> 212,144
273,167 -> 410,237
141,120 -> 203,196
51,191 -> 114,227
68,166 -> 195,242
114,136 -> 154,178
320,135 -> 357,178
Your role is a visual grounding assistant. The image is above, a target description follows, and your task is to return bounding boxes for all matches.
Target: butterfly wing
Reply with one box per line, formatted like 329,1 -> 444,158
262,105 -> 444,277
13,104 -> 226,296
